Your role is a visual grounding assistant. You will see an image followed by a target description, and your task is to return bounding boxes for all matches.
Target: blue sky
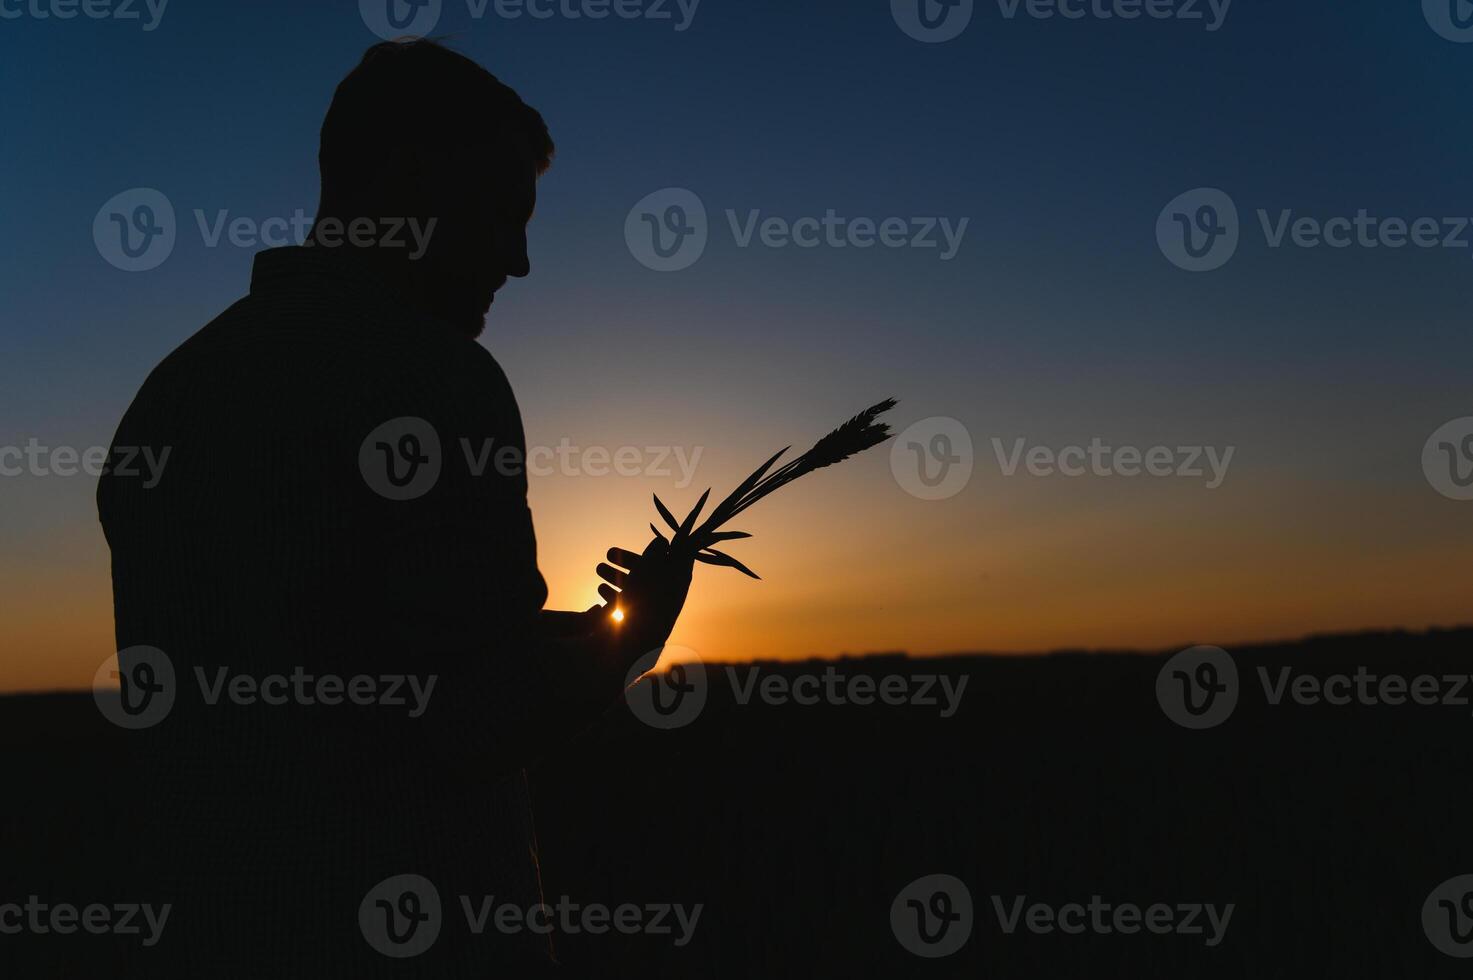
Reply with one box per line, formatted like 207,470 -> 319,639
3,0 -> 1472,687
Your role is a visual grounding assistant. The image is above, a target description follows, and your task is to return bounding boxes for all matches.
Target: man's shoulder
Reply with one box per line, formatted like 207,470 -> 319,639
142,282 -> 515,403
105,295 -> 527,509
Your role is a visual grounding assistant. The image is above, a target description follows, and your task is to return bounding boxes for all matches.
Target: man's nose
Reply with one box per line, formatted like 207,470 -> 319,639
506,253 -> 530,279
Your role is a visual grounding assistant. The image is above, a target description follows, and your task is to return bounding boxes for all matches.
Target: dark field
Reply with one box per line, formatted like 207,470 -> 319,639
6,627 -> 1473,976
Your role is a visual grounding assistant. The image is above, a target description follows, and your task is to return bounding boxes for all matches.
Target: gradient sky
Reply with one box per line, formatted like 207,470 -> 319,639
3,0 -> 1472,691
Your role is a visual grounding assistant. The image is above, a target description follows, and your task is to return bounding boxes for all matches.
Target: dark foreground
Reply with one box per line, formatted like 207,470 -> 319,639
6,628 -> 1473,976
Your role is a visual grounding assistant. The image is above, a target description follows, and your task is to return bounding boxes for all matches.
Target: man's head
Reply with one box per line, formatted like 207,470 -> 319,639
314,40 -> 553,337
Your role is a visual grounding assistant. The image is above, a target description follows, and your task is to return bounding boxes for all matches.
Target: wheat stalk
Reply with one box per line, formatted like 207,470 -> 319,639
650,398 -> 897,578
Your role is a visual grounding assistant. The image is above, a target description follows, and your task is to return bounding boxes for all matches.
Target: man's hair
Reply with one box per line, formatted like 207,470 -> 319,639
318,39 -> 554,212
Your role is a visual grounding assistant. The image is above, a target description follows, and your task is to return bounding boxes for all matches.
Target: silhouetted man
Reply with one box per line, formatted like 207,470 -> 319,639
98,40 -> 692,977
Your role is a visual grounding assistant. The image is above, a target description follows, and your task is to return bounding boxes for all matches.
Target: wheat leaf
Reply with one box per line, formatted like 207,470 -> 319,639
699,446 -> 790,536
696,548 -> 761,579
678,488 -> 710,539
725,446 -> 789,507
653,494 -> 681,534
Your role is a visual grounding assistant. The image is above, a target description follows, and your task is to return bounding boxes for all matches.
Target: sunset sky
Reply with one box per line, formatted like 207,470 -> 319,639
3,0 -> 1471,692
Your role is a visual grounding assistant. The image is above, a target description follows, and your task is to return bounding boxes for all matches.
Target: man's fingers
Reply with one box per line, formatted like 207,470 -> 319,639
607,547 -> 643,569
598,583 -> 619,604
596,563 -> 628,587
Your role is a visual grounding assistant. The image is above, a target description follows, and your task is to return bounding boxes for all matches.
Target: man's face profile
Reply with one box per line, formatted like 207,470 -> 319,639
408,135 -> 538,338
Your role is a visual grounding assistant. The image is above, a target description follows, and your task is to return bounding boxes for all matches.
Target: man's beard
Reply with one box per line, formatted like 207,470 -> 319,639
441,301 -> 489,339
419,267 -> 493,339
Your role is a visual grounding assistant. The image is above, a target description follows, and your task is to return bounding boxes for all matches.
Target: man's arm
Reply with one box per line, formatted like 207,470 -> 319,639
354,346 -> 692,773
538,608 -> 602,637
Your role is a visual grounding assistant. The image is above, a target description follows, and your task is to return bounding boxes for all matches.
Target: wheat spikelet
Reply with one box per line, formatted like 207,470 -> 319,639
650,399 -> 897,579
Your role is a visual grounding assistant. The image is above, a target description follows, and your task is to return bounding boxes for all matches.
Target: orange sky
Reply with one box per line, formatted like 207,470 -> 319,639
9,416 -> 1468,694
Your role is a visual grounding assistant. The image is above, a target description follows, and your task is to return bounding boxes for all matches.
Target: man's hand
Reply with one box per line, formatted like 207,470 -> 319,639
595,536 -> 694,655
